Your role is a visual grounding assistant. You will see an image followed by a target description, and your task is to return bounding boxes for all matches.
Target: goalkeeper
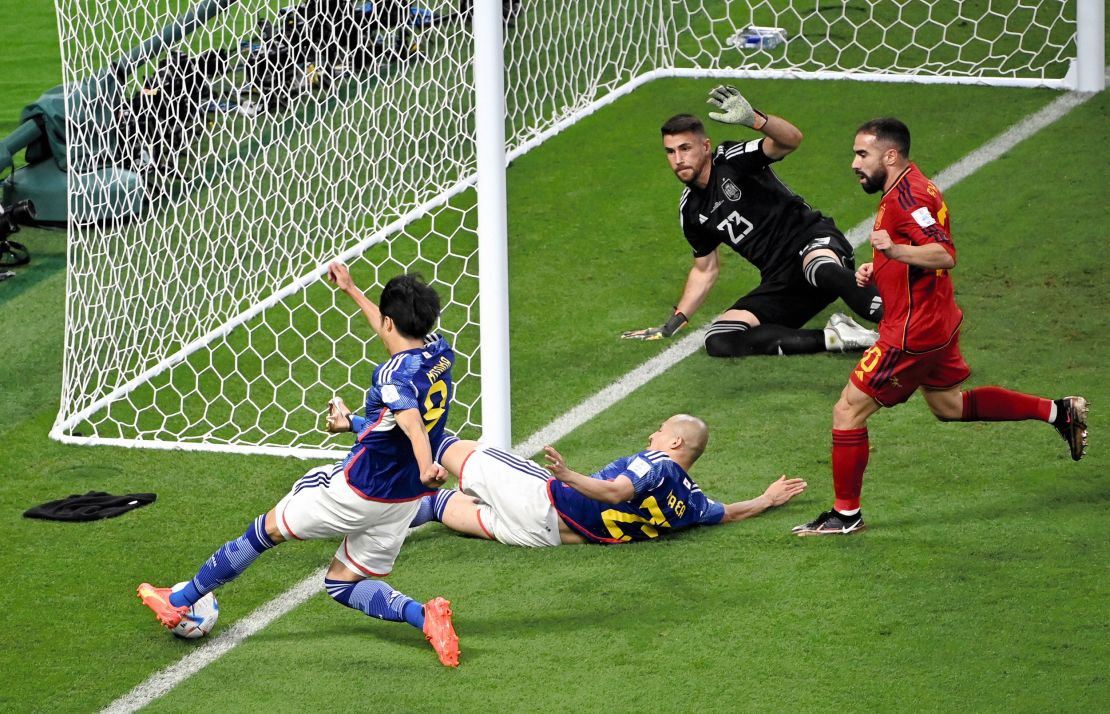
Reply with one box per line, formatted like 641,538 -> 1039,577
622,85 -> 884,357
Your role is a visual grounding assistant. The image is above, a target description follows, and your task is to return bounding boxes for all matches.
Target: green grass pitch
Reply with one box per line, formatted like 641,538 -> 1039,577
1,2 -> 1108,712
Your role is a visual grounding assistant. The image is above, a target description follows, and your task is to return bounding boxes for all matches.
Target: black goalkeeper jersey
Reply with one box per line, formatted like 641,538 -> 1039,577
679,139 -> 829,273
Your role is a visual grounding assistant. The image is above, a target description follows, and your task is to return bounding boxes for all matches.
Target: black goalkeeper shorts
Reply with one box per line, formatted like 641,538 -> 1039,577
729,225 -> 856,328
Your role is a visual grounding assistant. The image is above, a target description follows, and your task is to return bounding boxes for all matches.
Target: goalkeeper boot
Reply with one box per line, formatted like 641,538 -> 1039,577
422,597 -> 460,667
1052,396 -> 1089,461
791,509 -> 866,536
137,583 -> 189,628
824,313 -> 879,352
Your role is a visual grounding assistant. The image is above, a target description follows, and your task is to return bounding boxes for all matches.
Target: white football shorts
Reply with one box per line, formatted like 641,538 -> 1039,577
273,461 -> 421,576
459,446 -> 562,547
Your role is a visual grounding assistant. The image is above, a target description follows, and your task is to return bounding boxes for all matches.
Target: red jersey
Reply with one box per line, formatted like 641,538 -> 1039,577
871,163 -> 962,352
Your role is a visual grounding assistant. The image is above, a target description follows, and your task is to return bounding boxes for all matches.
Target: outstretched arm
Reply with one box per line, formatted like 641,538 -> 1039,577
620,250 -> 719,341
543,446 -> 635,504
674,250 -> 721,320
706,85 -> 802,160
327,262 -> 386,339
719,476 -> 807,523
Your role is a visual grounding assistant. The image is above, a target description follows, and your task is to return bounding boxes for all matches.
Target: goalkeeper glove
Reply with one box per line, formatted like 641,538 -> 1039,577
621,311 -> 688,341
706,85 -> 768,130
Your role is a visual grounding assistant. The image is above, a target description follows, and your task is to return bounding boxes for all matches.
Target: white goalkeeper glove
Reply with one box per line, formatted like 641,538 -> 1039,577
621,312 -> 688,341
706,85 -> 768,130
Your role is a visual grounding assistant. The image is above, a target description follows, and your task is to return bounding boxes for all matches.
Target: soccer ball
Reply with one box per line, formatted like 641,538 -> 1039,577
170,582 -> 219,639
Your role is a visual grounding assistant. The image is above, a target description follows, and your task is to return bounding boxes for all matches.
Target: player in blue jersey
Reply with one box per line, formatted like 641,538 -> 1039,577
138,264 -> 460,667
411,414 -> 807,545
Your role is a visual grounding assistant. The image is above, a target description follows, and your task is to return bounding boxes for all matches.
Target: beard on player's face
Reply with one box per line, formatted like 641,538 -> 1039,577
674,154 -> 708,185
857,166 -> 886,194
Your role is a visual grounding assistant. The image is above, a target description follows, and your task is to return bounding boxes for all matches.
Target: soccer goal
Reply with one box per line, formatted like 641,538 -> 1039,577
49,0 -> 1103,458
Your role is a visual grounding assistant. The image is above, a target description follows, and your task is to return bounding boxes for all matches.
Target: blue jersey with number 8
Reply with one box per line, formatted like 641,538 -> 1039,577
344,334 -> 454,501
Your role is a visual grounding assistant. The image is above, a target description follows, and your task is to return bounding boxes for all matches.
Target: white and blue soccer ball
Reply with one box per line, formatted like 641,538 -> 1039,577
170,582 -> 219,639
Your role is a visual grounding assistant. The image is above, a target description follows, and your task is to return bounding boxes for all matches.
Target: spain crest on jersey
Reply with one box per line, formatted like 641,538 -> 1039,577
722,177 -> 742,201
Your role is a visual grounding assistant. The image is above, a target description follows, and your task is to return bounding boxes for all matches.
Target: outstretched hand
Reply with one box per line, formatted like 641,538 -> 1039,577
543,445 -> 572,481
706,85 -> 766,129
762,476 -> 808,506
621,312 -> 687,341
621,325 -> 667,341
327,261 -> 355,292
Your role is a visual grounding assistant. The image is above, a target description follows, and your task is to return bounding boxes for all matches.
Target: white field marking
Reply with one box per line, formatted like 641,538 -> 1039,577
102,571 -> 325,714
101,79 -> 1103,713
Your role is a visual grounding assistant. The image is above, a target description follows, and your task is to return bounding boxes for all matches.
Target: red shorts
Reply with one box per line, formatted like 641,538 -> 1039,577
849,333 -> 971,407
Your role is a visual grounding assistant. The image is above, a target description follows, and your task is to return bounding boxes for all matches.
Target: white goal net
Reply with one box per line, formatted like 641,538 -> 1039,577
49,0 -> 1096,457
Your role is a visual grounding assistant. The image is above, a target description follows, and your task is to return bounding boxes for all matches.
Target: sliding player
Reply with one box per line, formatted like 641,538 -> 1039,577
409,414 -> 807,546
138,265 -> 460,667
622,85 -> 883,356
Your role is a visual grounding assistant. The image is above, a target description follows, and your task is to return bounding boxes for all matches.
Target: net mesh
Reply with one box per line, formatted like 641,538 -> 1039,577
51,0 -> 1078,455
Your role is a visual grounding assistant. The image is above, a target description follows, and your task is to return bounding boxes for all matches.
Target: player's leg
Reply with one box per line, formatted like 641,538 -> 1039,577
794,342 -> 919,536
323,559 -> 459,668
800,237 -> 883,324
333,510 -> 460,667
137,465 -> 308,628
412,436 -> 483,530
792,381 -> 881,536
923,387 -> 1088,461
137,512 -> 282,627
323,559 -> 427,628
440,446 -> 562,547
918,335 -> 1088,459
704,308 -> 828,357
704,275 -> 876,357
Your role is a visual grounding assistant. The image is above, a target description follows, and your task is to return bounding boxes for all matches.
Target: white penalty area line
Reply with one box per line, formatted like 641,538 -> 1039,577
101,79 -> 1103,714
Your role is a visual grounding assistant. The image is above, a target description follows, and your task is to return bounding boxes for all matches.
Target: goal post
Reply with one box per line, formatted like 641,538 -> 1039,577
48,0 -> 1101,458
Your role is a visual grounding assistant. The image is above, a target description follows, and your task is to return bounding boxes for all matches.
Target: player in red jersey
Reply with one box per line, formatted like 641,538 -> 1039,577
792,117 -> 1088,536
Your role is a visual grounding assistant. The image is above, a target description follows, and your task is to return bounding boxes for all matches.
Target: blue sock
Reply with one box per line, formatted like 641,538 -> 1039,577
325,578 -> 425,629
409,489 -> 458,527
170,514 -> 276,607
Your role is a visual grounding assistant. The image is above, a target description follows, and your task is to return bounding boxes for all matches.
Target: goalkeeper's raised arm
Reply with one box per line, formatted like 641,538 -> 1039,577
705,84 -> 802,159
622,85 -> 884,358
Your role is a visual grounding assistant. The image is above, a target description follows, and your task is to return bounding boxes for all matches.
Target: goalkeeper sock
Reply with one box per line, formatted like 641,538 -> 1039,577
805,256 -> 884,323
171,514 -> 275,607
410,489 -> 457,527
961,387 -> 1052,422
832,428 -> 869,513
325,578 -> 425,629
704,321 -> 825,357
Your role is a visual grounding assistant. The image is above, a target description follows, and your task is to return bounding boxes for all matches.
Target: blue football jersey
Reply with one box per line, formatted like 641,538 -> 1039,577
548,450 -> 725,543
344,334 -> 454,501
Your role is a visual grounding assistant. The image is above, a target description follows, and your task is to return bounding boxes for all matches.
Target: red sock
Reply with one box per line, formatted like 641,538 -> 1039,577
961,387 -> 1052,422
832,428 -> 869,513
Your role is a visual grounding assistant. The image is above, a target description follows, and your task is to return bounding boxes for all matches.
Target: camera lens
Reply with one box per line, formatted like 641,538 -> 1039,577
11,200 -> 36,223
